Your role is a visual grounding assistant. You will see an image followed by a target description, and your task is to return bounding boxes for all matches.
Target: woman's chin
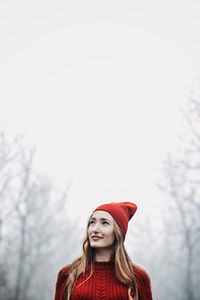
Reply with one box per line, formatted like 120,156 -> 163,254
90,241 -> 102,248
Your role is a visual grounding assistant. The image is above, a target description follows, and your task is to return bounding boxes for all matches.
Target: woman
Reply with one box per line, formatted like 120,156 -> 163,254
54,202 -> 153,300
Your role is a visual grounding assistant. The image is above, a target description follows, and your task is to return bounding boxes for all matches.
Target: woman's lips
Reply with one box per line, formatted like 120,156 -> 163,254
91,236 -> 103,241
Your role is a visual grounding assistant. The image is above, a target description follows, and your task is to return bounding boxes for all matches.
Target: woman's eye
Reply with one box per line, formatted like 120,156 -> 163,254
90,220 -> 95,224
103,221 -> 108,225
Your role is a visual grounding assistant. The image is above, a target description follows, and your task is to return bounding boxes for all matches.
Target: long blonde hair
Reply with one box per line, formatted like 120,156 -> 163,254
63,215 -> 138,300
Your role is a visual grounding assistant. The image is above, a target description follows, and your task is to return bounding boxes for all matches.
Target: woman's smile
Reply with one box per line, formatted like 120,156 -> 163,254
91,235 -> 103,241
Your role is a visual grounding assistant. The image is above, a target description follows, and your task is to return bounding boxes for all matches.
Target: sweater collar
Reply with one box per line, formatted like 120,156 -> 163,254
94,261 -> 114,270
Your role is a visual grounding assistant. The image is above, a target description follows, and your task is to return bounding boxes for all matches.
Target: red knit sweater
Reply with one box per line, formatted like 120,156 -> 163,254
54,261 -> 153,300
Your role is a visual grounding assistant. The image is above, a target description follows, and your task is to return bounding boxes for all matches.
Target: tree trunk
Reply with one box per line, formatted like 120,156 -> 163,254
15,217 -> 26,300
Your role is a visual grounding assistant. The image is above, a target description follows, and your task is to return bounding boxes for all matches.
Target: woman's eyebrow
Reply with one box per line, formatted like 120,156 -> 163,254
90,217 -> 111,222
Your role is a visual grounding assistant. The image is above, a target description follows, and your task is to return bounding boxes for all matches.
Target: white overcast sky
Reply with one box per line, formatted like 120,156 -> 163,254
1,0 -> 200,227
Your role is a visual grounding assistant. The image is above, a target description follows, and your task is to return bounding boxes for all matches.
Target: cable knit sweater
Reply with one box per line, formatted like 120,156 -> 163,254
54,261 -> 153,300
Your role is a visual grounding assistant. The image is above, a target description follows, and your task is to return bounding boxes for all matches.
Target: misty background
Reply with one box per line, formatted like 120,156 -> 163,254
0,1 -> 200,299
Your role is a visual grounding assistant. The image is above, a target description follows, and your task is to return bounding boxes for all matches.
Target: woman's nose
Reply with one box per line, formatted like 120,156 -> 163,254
93,223 -> 100,232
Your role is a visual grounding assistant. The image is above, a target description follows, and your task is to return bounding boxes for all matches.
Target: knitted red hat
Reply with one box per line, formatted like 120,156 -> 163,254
94,202 -> 137,237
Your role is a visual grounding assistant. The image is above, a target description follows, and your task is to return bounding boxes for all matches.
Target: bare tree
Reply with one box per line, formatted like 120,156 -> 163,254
0,131 -> 79,300
159,94 -> 200,300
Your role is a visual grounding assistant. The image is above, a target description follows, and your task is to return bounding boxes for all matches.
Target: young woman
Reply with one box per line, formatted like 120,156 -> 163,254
54,202 -> 153,300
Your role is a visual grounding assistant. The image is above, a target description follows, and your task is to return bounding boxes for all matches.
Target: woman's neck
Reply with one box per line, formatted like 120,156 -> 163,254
94,247 -> 113,262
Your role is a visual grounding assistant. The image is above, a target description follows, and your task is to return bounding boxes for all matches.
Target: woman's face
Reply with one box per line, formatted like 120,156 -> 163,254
88,210 -> 115,249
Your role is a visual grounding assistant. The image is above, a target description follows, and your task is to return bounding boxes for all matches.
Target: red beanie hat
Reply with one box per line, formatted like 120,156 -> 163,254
94,202 -> 137,237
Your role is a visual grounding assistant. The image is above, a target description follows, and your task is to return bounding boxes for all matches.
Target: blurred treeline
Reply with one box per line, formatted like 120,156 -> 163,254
0,133 -> 80,300
158,94 -> 200,300
0,95 -> 200,300
130,94 -> 200,300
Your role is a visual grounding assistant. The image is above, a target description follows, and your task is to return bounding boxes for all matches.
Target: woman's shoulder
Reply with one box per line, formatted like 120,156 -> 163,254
59,263 -> 72,273
132,264 -> 151,284
57,256 -> 82,279
56,264 -> 72,281
58,263 -> 71,274
131,264 -> 153,299
54,264 -> 72,300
